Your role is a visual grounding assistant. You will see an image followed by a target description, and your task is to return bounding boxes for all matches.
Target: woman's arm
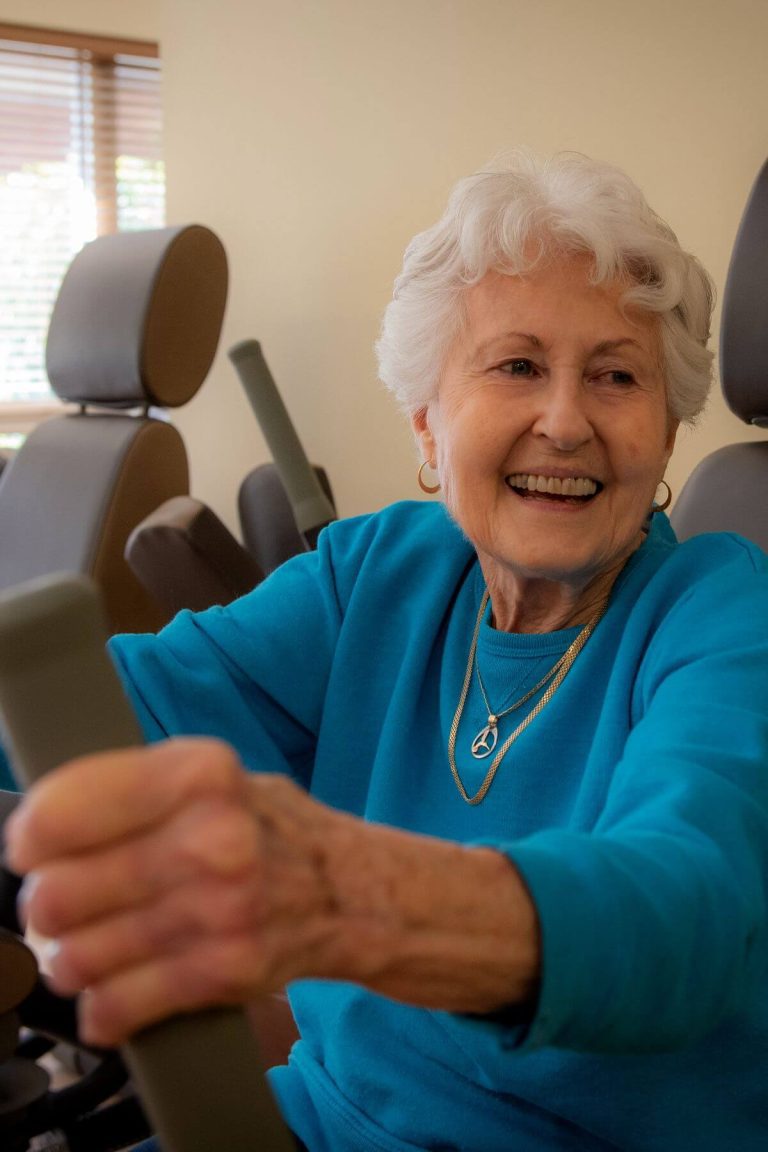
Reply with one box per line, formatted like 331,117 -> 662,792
5,737 -> 540,1048
494,545 -> 768,1056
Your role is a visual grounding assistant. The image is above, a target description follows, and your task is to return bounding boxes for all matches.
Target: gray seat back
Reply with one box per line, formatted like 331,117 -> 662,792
671,159 -> 768,548
238,462 -> 335,576
0,225 -> 227,633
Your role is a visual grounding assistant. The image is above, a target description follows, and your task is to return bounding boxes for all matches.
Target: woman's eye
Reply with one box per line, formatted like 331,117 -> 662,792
605,369 -> 635,386
501,359 -> 535,377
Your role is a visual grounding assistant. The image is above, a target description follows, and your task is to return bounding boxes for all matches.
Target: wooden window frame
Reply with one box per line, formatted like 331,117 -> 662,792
0,22 -> 162,432
0,23 -> 158,63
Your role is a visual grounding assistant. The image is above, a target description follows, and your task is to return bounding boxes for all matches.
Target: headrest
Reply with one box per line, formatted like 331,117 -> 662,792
719,158 -> 768,428
46,225 -> 228,409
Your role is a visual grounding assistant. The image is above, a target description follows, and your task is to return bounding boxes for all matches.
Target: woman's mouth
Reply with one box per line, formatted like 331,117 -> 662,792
504,473 -> 603,503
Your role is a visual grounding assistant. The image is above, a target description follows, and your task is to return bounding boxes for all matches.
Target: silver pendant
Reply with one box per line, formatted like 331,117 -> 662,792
471,724 -> 498,758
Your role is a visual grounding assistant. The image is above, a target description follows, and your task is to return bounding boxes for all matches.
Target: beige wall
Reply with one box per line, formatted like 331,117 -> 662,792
5,1 -> 768,532
159,0 -> 768,530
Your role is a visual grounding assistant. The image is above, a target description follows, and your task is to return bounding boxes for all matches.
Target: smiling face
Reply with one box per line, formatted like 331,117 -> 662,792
412,255 -> 678,631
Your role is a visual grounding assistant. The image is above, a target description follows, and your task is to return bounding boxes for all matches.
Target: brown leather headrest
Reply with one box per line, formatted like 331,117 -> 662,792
46,224 -> 228,409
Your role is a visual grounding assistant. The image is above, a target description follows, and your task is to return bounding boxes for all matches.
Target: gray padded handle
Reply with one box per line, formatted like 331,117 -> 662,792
228,339 -> 336,543
0,573 -> 296,1152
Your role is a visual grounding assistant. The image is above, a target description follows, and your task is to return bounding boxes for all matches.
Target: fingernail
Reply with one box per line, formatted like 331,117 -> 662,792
39,938 -> 61,969
3,807 -> 27,868
17,871 -> 40,914
40,940 -> 83,997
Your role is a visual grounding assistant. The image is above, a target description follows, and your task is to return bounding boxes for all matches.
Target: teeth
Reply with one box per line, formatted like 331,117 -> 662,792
507,474 -> 598,497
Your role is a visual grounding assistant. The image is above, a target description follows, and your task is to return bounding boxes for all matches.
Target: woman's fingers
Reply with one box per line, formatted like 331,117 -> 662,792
19,796 -> 262,938
40,799 -> 339,997
72,922 -> 341,1047
76,936 -> 271,1047
3,740 -> 362,1043
5,738 -> 247,873
42,875 -> 266,995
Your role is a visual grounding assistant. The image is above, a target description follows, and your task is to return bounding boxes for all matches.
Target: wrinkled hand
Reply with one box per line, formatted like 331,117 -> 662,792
4,739 -> 348,1046
5,738 -> 540,1049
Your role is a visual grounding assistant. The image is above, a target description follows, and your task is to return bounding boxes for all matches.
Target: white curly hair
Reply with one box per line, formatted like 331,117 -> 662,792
376,151 -> 715,424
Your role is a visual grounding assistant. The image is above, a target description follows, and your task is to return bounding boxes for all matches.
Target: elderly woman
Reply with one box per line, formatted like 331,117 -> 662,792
4,152 -> 768,1152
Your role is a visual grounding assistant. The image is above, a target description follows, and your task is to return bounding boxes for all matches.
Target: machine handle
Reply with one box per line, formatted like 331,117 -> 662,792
229,339 -> 336,546
0,573 -> 297,1152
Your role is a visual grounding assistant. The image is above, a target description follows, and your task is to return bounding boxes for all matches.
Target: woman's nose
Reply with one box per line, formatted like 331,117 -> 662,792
531,378 -> 594,451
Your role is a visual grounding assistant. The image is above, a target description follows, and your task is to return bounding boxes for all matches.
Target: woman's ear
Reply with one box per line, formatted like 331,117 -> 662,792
411,406 -> 437,465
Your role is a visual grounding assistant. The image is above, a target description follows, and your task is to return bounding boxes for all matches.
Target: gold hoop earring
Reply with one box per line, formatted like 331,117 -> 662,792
418,460 -> 441,494
654,479 -> 672,512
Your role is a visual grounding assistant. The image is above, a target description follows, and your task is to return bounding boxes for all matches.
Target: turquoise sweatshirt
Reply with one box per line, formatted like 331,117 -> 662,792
2,502 -> 768,1150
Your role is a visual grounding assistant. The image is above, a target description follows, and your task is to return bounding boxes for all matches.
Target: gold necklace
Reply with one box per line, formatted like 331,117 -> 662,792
448,590 -> 606,806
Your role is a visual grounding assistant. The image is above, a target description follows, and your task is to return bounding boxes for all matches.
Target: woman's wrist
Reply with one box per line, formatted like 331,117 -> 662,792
316,811 -> 541,1014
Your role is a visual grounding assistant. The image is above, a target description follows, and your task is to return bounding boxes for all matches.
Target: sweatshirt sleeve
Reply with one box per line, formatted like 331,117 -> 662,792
450,541 -> 768,1058
107,529 -> 343,787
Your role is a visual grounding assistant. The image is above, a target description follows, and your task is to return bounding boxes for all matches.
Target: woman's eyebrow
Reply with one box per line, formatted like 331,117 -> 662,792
469,334 -> 649,364
472,333 -> 646,358
471,331 -> 543,357
590,338 -> 645,356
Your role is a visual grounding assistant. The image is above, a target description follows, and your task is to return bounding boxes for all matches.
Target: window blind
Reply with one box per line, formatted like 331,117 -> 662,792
0,25 -> 165,404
